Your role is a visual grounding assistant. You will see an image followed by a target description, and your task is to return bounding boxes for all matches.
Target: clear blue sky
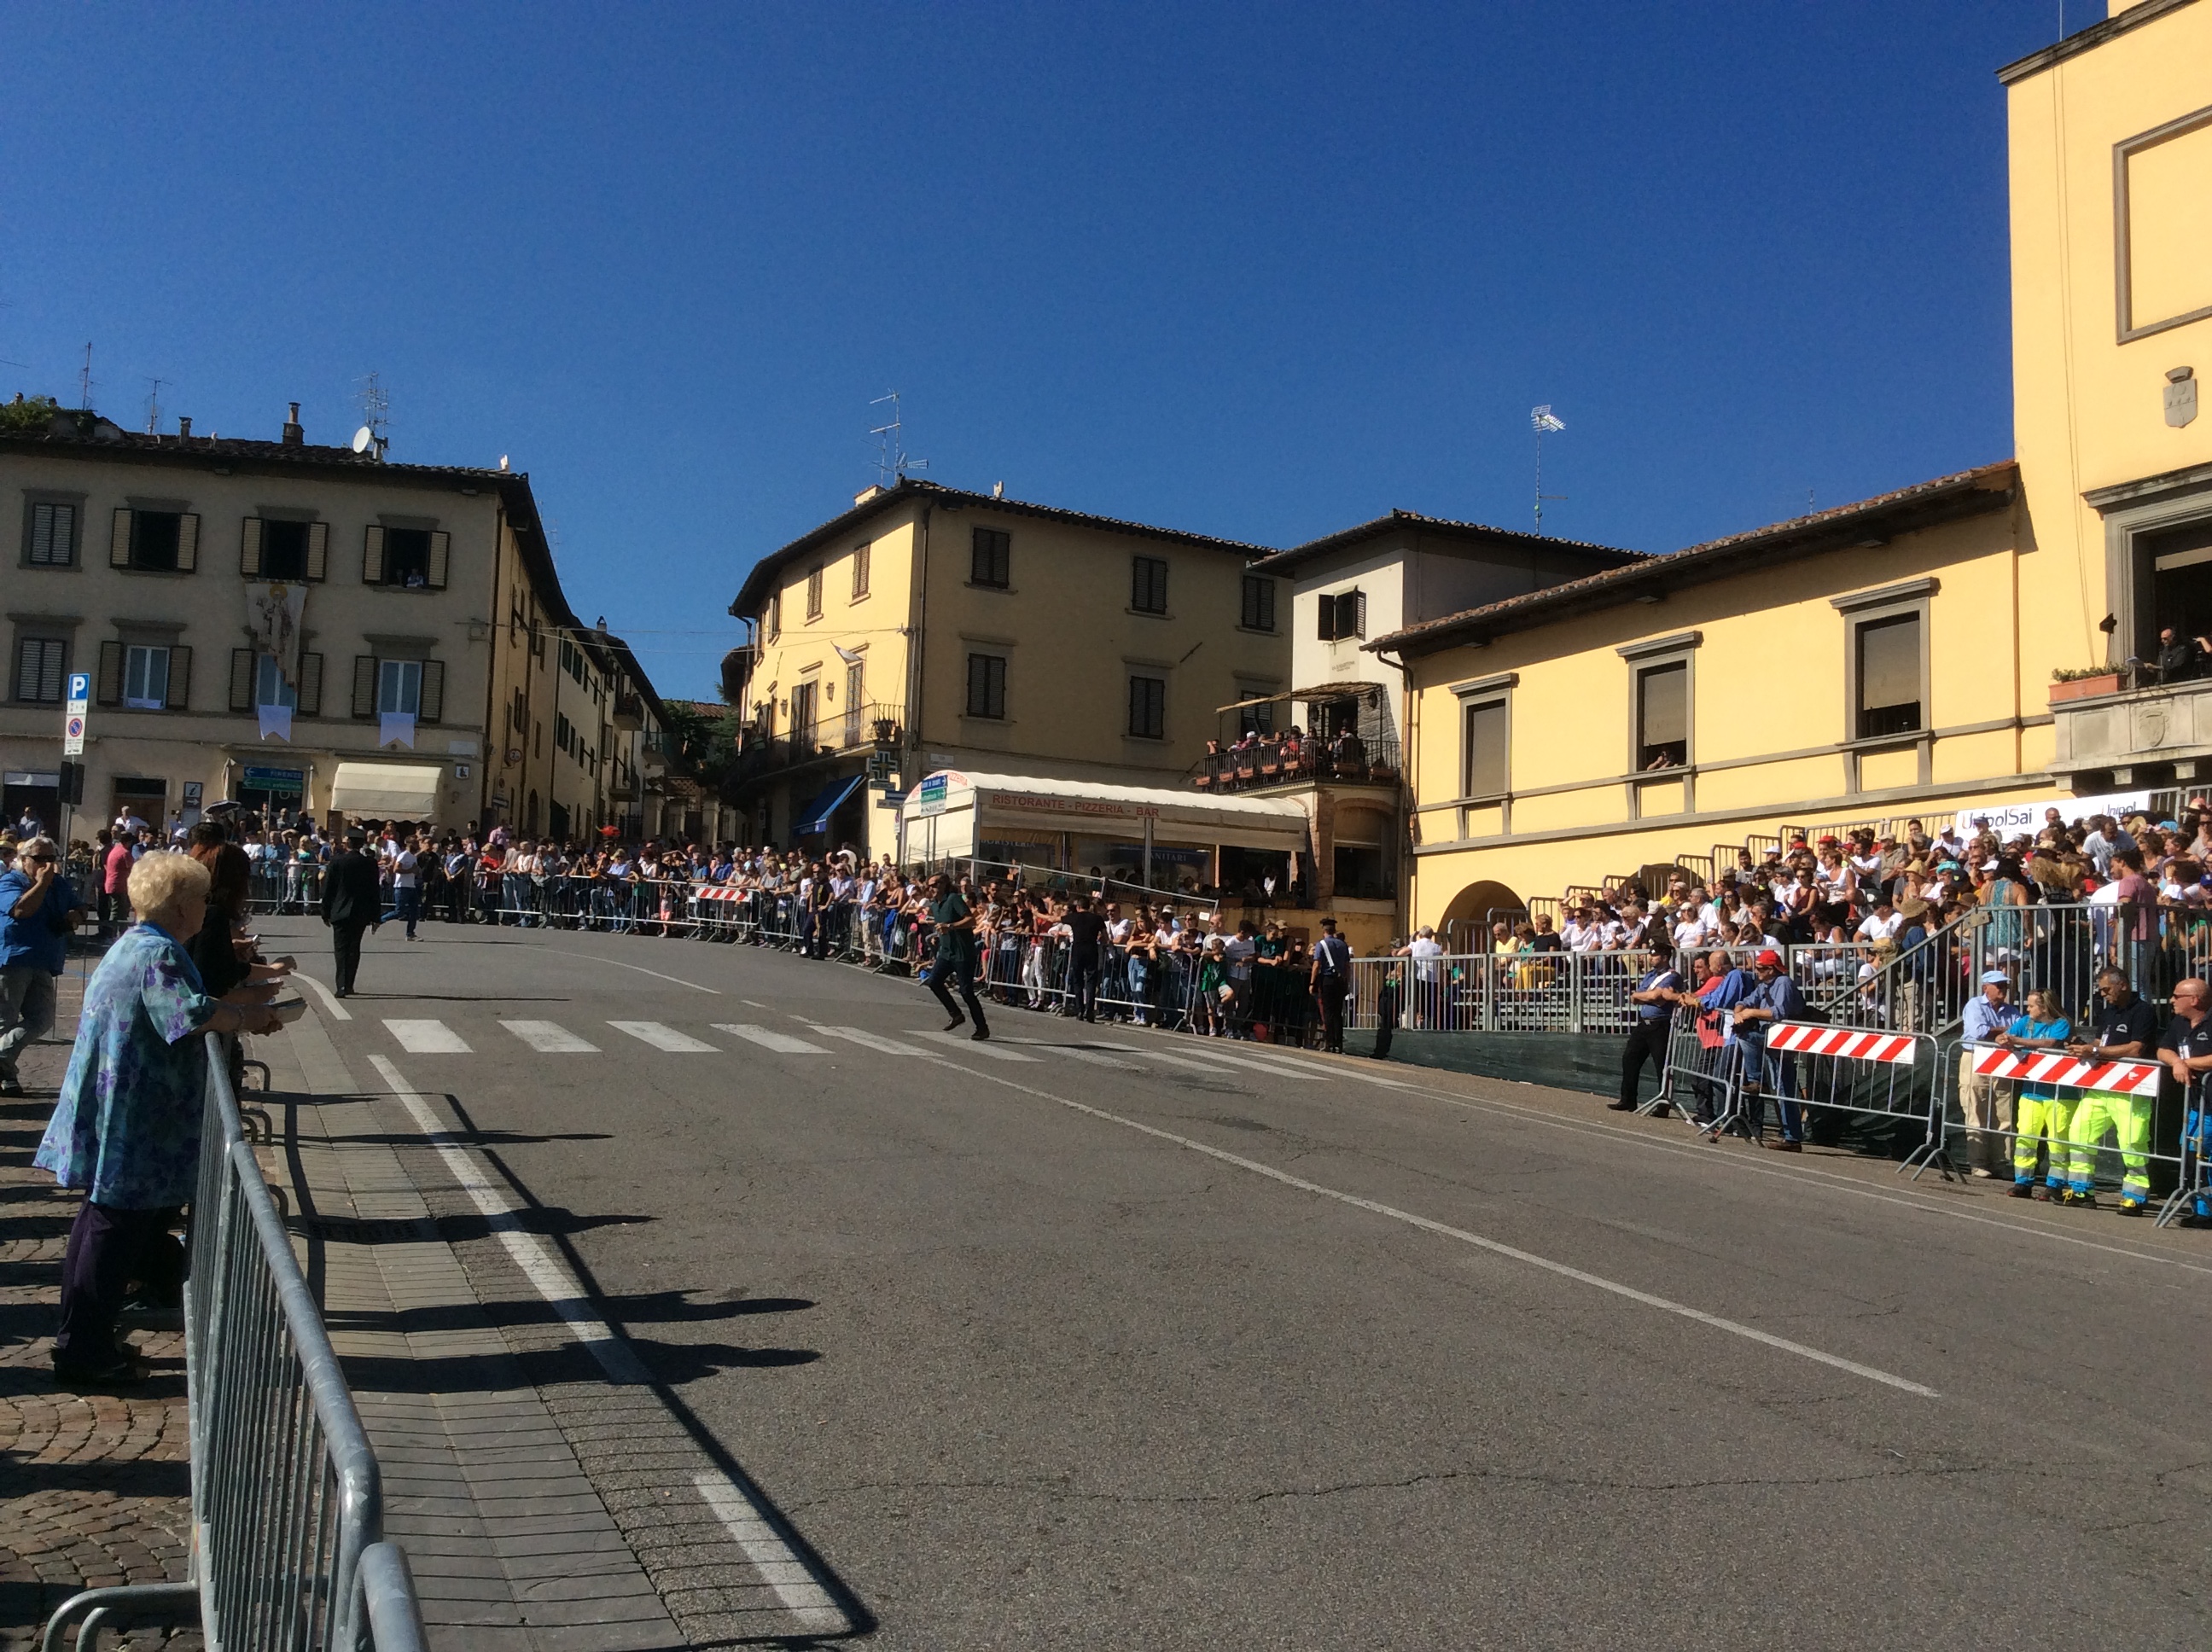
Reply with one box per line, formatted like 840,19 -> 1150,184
2,3 -> 2069,698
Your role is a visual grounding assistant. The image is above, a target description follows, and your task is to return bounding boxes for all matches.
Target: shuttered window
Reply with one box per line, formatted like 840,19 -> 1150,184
971,527 -> 1010,588
14,637 -> 66,703
1855,614 -> 1923,738
1635,661 -> 1689,770
1463,699 -> 1508,799
966,653 -> 1006,719
1240,575 -> 1277,632
1127,674 -> 1166,740
1318,589 -> 1366,642
851,541 -> 870,598
806,565 -> 824,619
364,525 -> 447,588
26,501 -> 76,566
113,509 -> 199,573
1131,556 -> 1169,614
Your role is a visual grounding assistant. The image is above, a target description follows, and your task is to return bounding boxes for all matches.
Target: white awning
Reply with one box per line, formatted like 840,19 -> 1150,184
899,769 -> 1309,853
328,762 -> 443,819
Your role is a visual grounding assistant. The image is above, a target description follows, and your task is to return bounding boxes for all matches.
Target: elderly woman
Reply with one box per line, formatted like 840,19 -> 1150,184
34,851 -> 282,1385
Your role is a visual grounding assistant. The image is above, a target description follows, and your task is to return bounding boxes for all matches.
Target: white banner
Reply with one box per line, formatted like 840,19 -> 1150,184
258,703 -> 294,742
246,581 -> 307,686
1947,788 -> 2157,836
379,712 -> 417,751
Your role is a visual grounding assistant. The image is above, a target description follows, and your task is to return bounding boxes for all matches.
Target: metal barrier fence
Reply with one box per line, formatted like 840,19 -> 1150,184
43,1035 -> 426,1652
1342,951 -> 1656,1036
1957,1039 -> 2188,1213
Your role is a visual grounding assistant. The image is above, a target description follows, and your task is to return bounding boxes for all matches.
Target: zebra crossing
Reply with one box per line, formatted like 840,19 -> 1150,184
366,1012 -> 1339,1085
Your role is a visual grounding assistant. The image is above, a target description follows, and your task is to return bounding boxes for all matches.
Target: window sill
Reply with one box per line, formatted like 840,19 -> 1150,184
119,566 -> 190,577
959,713 -> 1013,724
966,581 -> 1016,594
1122,732 -> 1168,743
1126,608 -> 1171,620
1235,624 -> 1277,637
19,561 -> 79,572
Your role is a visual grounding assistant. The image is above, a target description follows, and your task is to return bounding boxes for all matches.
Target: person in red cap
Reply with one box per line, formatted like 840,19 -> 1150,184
1730,949 -> 1809,1149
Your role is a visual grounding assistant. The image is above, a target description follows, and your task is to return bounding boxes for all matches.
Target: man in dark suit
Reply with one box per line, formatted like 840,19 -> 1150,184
321,827 -> 383,998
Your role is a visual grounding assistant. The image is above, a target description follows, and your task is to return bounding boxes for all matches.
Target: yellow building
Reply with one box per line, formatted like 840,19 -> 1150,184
726,479 -> 1288,861
1374,0 -> 2212,934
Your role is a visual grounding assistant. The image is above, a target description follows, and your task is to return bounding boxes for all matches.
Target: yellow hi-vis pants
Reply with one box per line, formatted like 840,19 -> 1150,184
2066,1090 -> 2151,1204
2013,1092 -> 2077,1187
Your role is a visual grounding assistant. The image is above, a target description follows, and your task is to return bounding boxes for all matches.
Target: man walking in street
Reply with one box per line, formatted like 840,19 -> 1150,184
1064,893 -> 1106,1023
923,872 -> 988,1039
0,837 -> 85,1096
321,827 -> 382,998
1310,917 -> 1352,1053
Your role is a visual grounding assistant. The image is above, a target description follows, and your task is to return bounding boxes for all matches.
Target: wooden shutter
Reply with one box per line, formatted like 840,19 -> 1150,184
352,654 -> 378,718
96,640 -> 124,705
166,646 -> 192,709
240,516 -> 264,577
175,514 -> 199,573
306,521 -> 329,581
428,530 -> 450,590
362,524 -> 386,585
297,652 -> 323,717
110,508 -> 133,568
419,660 -> 445,723
229,649 -> 255,712
1351,590 -> 1366,638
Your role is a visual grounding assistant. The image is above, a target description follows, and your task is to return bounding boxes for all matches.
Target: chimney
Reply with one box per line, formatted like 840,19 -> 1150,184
178,416 -> 192,439
282,402 -> 304,446
853,484 -> 885,507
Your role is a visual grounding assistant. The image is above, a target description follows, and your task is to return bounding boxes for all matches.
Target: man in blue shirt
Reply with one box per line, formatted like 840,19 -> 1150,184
1612,939 -> 1681,1114
0,835 -> 86,1096
1957,969 -> 2017,1178
1729,950 -> 1809,1149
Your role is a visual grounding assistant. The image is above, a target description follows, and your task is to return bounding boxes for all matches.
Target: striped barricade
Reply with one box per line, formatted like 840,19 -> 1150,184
1745,1021 -> 1949,1176
1964,1045 -> 2162,1096
1958,1041 -> 2182,1207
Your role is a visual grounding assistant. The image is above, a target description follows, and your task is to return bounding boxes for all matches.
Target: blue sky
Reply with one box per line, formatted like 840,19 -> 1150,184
2,3 -> 2069,697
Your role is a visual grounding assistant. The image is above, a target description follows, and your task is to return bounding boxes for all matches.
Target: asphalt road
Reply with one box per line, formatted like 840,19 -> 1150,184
259,915 -> 2212,1650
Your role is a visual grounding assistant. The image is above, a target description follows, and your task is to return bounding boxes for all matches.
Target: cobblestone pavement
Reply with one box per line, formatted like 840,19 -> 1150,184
0,958 -> 199,1652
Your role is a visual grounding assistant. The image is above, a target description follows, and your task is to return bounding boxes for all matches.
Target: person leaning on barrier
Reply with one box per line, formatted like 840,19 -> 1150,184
1610,937 -> 1679,1115
33,852 -> 284,1386
2157,977 -> 2212,1226
1956,970 -> 2017,1179
1727,949 -> 1807,1151
2061,967 -> 2161,1213
1995,989 -> 2075,1199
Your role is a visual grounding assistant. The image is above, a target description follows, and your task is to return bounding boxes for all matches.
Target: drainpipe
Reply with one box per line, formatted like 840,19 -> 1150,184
1375,645 -> 1415,928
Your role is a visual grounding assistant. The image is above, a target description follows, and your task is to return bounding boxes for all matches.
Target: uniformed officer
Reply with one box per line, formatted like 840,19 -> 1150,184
2157,976 -> 2212,1224
2063,967 -> 2161,1213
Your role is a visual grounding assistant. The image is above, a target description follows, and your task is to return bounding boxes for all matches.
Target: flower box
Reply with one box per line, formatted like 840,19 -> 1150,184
2049,672 -> 2124,704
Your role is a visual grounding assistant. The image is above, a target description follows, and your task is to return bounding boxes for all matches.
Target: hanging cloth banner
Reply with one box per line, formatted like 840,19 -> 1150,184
258,703 -> 294,742
380,712 -> 417,750
245,581 -> 307,686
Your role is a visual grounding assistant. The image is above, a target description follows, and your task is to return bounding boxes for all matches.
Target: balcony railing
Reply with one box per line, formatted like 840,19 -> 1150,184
2049,673 -> 2212,789
1195,730 -> 1400,793
733,701 -> 903,782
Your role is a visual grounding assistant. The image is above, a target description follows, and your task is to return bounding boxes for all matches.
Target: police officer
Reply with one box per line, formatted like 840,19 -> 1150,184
2157,976 -> 2212,1224
1612,938 -> 1679,1114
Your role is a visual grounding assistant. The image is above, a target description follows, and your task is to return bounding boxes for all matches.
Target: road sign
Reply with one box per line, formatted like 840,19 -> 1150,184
911,773 -> 948,817
63,672 -> 89,756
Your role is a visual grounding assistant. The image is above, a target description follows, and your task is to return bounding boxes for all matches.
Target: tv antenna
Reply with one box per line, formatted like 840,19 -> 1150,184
78,343 -> 95,410
354,372 -> 390,460
869,391 -> 927,487
1530,404 -> 1566,535
144,378 -> 166,434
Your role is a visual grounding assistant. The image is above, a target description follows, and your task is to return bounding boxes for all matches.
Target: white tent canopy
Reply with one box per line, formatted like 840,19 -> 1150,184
327,762 -> 442,819
899,768 -> 1308,860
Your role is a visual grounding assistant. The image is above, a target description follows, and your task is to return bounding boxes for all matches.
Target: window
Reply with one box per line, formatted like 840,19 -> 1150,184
26,501 -> 76,567
765,593 -> 781,641
1237,695 -> 1275,739
966,653 -> 1006,719
230,649 -> 321,714
1635,661 -> 1688,770
259,519 -> 311,580
14,637 -> 65,703
1463,699 -> 1508,798
851,542 -> 871,599
112,508 -> 198,573
806,564 -> 824,620
845,660 -> 866,740
254,654 -> 297,710
1854,613 -> 1923,738
1131,556 -> 1169,614
789,680 -> 818,747
379,659 -> 422,716
362,524 -> 448,589
1241,575 -> 1277,632
971,526 -> 1010,588
1127,674 -> 1166,740
1318,589 -> 1366,642
556,711 -> 575,753
124,645 -> 172,710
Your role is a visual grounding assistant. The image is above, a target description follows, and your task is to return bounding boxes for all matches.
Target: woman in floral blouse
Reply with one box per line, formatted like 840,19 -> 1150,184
35,852 -> 282,1385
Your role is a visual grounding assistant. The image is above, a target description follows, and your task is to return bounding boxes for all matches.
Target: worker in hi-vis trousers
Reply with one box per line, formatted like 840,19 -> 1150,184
2062,968 -> 2160,1213
2157,976 -> 2212,1224
1998,990 -> 2073,1199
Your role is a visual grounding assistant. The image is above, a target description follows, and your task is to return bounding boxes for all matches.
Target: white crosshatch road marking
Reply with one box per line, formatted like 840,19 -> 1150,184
711,1024 -> 831,1055
911,1029 -> 1041,1062
608,1021 -> 719,1053
384,1019 -> 472,1054
501,1020 -> 601,1054
806,1025 -> 927,1056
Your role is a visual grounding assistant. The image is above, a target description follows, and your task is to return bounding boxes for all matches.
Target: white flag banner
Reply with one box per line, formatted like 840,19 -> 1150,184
258,703 -> 294,742
380,712 -> 417,750
245,581 -> 307,686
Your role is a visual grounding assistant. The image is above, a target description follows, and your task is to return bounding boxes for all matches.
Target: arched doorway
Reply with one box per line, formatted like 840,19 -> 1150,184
1440,878 -> 1522,951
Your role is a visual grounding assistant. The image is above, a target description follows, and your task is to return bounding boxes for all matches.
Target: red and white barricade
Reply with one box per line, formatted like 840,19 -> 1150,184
1739,1021 -> 1948,1175
1767,1024 -> 1920,1065
691,884 -> 748,904
1964,1045 -> 2163,1096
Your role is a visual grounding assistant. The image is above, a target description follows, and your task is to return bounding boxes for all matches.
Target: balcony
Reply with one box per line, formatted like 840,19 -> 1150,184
731,702 -> 902,786
1197,683 -> 1401,794
2051,672 -> 2212,788
612,693 -> 644,731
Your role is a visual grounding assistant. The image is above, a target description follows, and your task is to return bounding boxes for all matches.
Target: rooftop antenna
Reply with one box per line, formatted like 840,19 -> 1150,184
354,372 -> 390,461
1530,404 -> 1566,535
868,391 -> 927,488
78,343 -> 94,410
144,378 -> 166,435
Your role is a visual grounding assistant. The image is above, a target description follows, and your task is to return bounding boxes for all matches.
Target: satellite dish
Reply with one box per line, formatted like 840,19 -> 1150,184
351,425 -> 373,455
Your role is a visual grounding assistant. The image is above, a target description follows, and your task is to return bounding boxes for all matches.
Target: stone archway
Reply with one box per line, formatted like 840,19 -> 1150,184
1439,878 -> 1522,950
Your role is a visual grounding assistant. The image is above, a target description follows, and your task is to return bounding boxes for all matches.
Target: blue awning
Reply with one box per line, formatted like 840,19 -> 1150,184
793,772 -> 866,837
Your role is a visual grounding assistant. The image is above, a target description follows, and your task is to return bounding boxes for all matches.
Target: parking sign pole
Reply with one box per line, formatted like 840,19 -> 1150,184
61,672 -> 90,850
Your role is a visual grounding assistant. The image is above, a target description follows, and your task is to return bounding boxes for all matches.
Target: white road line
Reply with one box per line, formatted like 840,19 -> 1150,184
384,1018 -> 472,1054
502,1020 -> 601,1054
294,971 -> 352,1021
739,999 -> 769,1009
1163,1044 -> 1324,1081
712,1023 -> 830,1055
806,1024 -> 928,1056
692,1471 -> 844,1632
553,952 -> 722,994
885,1045 -> 1941,1398
608,1021 -> 719,1053
1119,1046 -> 1262,1079
367,1053 -> 650,1385
999,1039 -> 1144,1071
909,1029 -> 1041,1062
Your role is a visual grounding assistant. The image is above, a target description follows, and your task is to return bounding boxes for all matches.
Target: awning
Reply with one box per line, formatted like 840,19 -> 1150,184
328,762 -> 442,819
1215,682 -> 1388,713
899,769 -> 1309,853
793,772 -> 866,837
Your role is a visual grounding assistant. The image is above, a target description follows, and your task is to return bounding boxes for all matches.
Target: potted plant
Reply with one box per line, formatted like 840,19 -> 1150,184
2050,664 -> 2126,704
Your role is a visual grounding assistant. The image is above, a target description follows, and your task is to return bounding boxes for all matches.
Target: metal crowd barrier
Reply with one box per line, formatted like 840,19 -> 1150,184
1342,951 -> 1656,1036
1957,1039 -> 2191,1213
43,1035 -> 427,1652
